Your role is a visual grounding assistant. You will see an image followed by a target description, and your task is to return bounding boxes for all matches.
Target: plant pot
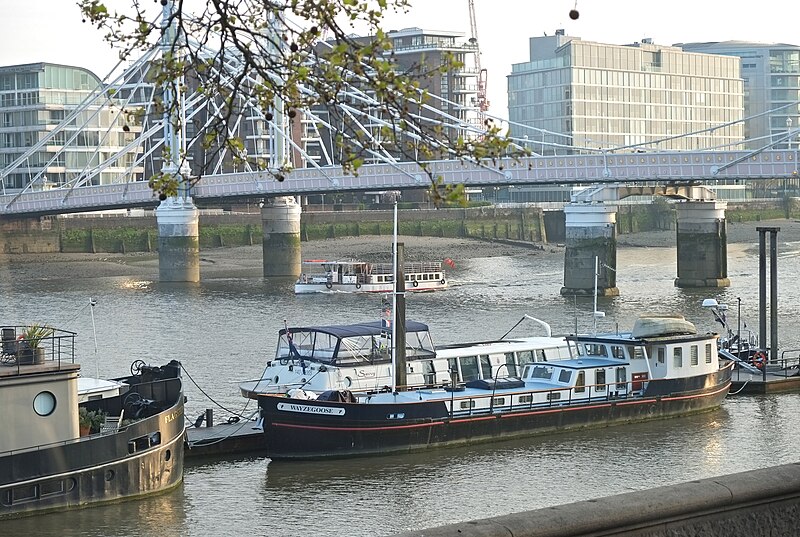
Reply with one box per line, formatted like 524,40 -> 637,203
33,347 -> 45,364
17,347 -> 45,365
79,425 -> 91,437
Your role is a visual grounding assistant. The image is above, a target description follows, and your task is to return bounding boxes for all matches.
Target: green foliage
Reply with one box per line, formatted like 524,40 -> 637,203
21,324 -> 54,350
77,0 -> 522,204
78,407 -> 107,433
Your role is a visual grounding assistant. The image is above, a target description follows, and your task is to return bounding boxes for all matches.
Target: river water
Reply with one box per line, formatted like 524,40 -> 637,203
2,238 -> 800,536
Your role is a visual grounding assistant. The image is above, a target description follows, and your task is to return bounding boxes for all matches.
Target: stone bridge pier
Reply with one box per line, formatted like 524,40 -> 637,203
261,196 -> 301,278
674,200 -> 730,288
560,203 -> 619,297
156,196 -> 200,282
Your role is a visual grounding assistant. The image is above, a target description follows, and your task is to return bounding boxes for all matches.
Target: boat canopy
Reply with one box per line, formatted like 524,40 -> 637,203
277,321 -> 435,365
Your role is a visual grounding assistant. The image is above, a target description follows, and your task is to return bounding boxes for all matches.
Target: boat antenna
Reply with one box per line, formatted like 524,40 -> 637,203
391,199 -> 398,394
89,297 -> 98,377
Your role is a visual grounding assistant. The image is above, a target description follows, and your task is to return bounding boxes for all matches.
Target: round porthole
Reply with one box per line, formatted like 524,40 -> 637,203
33,391 -> 56,416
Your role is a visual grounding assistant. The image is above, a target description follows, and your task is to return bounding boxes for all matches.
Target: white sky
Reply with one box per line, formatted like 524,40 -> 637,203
1,1 -> 798,120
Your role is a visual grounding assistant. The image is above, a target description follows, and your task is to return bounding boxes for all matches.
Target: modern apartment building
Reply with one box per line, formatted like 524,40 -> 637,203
678,41 -> 800,149
507,31 -> 745,154
0,63 -> 142,192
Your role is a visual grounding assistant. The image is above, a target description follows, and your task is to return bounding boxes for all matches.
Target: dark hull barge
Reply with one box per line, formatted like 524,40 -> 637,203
0,325 -> 184,519
259,314 -> 734,460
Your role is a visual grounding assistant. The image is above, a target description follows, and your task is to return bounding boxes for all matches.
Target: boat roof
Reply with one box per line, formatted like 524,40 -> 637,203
546,357 -> 629,369
280,320 -> 429,338
301,260 -> 366,266
435,336 -> 568,357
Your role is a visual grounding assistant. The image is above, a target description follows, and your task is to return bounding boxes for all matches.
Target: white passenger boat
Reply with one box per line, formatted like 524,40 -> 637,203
239,316 -> 571,399
258,313 -> 734,460
294,260 -> 448,294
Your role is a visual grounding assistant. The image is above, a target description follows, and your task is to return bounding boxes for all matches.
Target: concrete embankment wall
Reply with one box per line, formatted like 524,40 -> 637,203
0,200 -> 794,255
392,462 -> 800,537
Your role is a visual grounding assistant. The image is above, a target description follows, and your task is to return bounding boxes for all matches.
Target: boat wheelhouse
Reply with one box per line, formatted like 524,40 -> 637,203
258,314 -> 734,460
239,319 -> 571,399
294,260 -> 448,294
0,325 -> 184,519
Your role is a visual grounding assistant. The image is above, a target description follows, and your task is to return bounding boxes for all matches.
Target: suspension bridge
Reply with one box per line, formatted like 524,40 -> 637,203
1,1 -> 798,287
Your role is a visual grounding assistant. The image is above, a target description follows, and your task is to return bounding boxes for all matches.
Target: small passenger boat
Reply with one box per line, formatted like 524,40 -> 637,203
258,314 -> 734,460
295,260 -> 448,294
0,325 -> 184,519
239,316 -> 571,399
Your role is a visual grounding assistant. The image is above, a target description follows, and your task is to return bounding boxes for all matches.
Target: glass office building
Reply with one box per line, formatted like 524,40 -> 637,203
507,31 -> 744,154
0,63 -> 142,191
678,41 -> 800,150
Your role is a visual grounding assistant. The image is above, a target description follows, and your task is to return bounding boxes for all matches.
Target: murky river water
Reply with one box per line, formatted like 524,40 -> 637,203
2,238 -> 800,536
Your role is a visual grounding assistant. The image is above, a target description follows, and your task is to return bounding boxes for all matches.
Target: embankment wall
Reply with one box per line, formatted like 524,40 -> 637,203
392,462 -> 800,537
0,200 -> 793,255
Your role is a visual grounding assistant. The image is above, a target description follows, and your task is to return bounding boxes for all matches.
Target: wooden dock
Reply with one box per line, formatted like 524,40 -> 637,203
184,420 -> 265,458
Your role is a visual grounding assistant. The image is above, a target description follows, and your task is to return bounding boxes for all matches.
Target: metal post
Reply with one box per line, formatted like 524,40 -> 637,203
769,229 -> 779,368
736,297 -> 741,362
758,229 -> 767,357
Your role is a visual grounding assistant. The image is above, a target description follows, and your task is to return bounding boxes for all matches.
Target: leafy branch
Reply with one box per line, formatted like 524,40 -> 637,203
79,0 -> 524,205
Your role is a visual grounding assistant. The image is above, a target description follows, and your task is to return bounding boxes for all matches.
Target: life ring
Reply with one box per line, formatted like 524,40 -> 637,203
355,282 -> 361,289
753,351 -> 767,369
440,278 -> 446,285
412,279 -> 419,287
325,281 -> 333,289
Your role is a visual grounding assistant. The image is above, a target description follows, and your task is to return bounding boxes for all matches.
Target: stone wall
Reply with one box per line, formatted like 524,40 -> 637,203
391,462 -> 800,537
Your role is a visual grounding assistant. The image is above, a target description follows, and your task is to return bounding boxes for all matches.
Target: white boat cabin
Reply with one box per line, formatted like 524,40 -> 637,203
239,321 -> 572,399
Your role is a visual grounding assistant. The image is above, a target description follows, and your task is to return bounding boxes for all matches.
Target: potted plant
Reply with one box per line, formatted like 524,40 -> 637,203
18,324 -> 54,365
78,407 -> 106,436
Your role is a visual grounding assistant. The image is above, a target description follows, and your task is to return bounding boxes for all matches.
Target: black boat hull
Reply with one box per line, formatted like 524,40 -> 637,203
260,365 -> 733,460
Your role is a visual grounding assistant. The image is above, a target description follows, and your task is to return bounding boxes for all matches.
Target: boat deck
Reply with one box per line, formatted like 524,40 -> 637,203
730,366 -> 800,394
184,420 -> 265,458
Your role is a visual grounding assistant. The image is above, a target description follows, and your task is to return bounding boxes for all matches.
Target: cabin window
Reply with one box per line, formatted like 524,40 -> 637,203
673,347 -> 683,367
522,365 -> 532,379
492,397 -> 506,406
460,356 -> 480,382
575,371 -> 586,393
447,358 -> 461,382
657,347 -> 665,364
536,349 -> 547,361
705,343 -> 713,364
504,352 -> 518,376
595,369 -> 607,391
422,360 -> 436,385
558,369 -> 572,383
547,392 -> 562,401
517,350 -> 535,365
584,344 -> 607,357
531,365 -> 553,380
518,395 -> 533,404
611,345 -> 625,359
616,367 -> 627,389
633,347 -> 646,360
459,400 -> 476,410
479,355 -> 492,379
690,345 -> 699,366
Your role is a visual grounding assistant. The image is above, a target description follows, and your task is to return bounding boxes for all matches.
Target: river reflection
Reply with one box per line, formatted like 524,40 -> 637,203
1,241 -> 800,536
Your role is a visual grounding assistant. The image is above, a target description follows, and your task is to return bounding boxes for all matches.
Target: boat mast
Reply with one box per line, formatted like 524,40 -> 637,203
391,200 -> 407,392
391,201 -> 397,392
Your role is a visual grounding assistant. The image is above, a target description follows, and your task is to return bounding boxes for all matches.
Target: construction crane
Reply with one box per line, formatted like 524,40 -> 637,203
468,0 -> 490,123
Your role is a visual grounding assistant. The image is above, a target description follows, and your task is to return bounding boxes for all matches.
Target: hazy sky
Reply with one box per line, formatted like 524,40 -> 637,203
1,0 -> 798,120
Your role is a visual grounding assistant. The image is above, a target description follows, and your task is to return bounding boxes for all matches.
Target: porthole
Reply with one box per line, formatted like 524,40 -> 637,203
33,391 -> 56,416
165,449 -> 172,462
